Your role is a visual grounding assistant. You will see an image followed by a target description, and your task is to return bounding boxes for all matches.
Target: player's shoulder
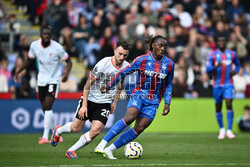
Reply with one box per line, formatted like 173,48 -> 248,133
96,56 -> 111,67
51,40 -> 63,48
30,39 -> 41,47
226,49 -> 236,55
133,52 -> 151,63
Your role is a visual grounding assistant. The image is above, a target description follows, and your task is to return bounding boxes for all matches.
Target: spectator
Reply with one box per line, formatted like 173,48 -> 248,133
99,26 -> 118,60
44,0 -> 68,39
227,25 -> 248,64
172,68 -> 188,97
193,72 -> 213,97
73,14 -> 93,63
238,105 -> 250,132
233,68 -> 250,99
226,0 -> 245,26
126,38 -> 145,63
0,57 -> 11,81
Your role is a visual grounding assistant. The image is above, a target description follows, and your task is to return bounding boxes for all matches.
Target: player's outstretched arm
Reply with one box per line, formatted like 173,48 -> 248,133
62,57 -> 72,82
14,58 -> 32,82
110,79 -> 124,114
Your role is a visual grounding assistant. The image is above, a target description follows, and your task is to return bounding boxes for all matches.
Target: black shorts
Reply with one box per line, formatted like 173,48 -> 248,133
75,97 -> 111,125
38,84 -> 58,101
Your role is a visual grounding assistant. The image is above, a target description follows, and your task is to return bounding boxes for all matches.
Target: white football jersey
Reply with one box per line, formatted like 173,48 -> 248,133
88,57 -> 130,104
28,39 -> 69,86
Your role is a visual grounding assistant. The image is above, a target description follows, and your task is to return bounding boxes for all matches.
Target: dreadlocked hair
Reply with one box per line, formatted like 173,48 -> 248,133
145,35 -> 168,52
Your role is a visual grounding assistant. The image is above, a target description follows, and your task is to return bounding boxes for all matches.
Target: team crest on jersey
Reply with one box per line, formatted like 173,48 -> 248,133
216,53 -> 220,58
132,101 -> 137,106
148,62 -> 152,66
49,53 -> 52,57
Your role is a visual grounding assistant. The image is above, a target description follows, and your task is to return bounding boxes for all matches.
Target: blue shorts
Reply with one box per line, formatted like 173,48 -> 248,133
127,97 -> 159,122
213,85 -> 234,104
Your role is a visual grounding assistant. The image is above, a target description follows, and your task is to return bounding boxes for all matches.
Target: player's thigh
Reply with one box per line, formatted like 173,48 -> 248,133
71,118 -> 86,132
223,85 -> 234,100
213,87 -> 223,104
134,117 -> 152,134
89,120 -> 105,138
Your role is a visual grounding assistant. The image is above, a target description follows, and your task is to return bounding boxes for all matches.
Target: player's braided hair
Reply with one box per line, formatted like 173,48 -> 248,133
146,35 -> 168,52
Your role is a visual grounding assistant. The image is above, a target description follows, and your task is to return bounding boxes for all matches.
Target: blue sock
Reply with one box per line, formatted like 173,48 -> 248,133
113,128 -> 138,149
227,110 -> 234,130
215,112 -> 224,129
103,119 -> 127,143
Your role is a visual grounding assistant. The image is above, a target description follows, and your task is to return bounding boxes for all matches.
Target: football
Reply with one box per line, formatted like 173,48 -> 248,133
124,142 -> 143,159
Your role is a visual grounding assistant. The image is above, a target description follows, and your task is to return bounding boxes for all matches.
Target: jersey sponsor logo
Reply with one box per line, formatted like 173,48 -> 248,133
144,70 -> 167,79
221,60 -> 232,65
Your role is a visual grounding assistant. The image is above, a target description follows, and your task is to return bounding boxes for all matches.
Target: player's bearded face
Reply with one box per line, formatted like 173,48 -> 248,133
114,46 -> 129,64
217,38 -> 226,50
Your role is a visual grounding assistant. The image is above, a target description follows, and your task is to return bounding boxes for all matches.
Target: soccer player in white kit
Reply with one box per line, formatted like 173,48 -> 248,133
50,40 -> 130,159
14,26 -> 72,144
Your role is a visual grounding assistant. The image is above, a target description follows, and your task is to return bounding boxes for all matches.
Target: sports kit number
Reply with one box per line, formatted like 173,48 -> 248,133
101,109 -> 110,118
48,85 -> 54,92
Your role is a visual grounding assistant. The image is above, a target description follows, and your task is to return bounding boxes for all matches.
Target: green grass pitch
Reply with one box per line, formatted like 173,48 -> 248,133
0,133 -> 250,167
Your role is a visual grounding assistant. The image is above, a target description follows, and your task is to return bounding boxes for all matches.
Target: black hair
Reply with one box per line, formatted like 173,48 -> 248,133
214,32 -> 226,43
116,40 -> 130,50
40,25 -> 52,34
146,35 -> 168,51
244,105 -> 250,110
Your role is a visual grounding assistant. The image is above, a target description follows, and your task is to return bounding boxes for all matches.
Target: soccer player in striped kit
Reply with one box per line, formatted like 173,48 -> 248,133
14,26 -> 72,144
206,34 -> 241,139
95,35 -> 175,159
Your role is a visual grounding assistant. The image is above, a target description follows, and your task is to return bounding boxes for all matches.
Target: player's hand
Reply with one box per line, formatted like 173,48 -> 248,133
62,73 -> 69,82
215,61 -> 222,68
78,105 -> 88,119
162,104 -> 170,116
14,68 -> 21,82
230,71 -> 236,76
110,102 -> 117,114
100,85 -> 110,93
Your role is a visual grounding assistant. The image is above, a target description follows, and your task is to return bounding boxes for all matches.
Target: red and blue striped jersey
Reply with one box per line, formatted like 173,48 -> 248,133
108,52 -> 175,105
206,49 -> 241,87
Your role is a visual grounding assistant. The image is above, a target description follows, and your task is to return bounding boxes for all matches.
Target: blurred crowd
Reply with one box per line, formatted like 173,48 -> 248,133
0,0 -> 250,99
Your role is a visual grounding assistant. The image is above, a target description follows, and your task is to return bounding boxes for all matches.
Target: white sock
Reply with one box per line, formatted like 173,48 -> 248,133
105,143 -> 117,152
68,131 -> 92,151
97,139 -> 108,149
220,128 -> 225,134
42,110 -> 53,139
56,122 -> 72,136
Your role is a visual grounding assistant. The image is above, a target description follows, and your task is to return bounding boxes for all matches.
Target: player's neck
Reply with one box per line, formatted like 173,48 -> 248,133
42,40 -> 51,48
218,48 -> 226,53
112,57 -> 122,68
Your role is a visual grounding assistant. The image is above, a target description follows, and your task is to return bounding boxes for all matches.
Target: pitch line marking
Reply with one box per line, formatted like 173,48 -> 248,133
14,163 -> 250,167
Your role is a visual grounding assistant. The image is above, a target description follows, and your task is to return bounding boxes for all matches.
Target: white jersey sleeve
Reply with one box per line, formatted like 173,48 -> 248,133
56,44 -> 69,61
90,58 -> 108,80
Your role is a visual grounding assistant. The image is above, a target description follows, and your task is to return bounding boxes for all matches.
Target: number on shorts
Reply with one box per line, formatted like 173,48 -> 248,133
48,85 -> 54,92
101,109 -> 110,118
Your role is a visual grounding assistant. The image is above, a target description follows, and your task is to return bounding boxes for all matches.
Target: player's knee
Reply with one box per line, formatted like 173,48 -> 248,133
70,124 -> 82,132
89,129 -> 101,139
134,126 -> 145,134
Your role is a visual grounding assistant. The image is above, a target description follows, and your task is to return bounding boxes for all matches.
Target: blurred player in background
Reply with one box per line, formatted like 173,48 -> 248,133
95,35 -> 175,159
14,26 -> 72,144
50,40 -> 130,159
206,34 -> 241,139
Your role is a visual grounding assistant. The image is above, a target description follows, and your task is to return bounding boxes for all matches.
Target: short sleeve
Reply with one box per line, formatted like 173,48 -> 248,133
58,44 -> 69,61
90,58 -> 106,80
